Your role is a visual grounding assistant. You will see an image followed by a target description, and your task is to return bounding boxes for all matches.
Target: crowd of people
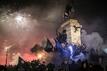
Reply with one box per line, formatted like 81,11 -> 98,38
0,59 -> 105,71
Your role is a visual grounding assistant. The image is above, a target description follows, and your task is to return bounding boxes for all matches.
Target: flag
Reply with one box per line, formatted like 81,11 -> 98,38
31,44 -> 43,53
44,39 -> 53,52
18,57 -> 25,65
64,3 -> 75,20
64,4 -> 72,20
64,12 -> 69,19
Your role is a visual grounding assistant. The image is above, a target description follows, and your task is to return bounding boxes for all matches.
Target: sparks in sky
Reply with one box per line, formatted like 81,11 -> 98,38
0,11 -> 36,34
15,15 -> 23,22
14,14 -> 28,29
0,11 -> 40,64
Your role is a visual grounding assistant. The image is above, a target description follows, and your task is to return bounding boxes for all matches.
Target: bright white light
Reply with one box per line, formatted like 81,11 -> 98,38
68,45 -> 73,55
14,14 -> 28,29
38,54 -> 42,59
37,53 -> 43,60
15,15 -> 23,22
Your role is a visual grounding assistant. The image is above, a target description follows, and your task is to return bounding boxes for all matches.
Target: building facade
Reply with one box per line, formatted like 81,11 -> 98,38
59,19 -> 82,45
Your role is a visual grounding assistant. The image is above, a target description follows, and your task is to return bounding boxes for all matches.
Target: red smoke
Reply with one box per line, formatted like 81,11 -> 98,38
22,53 -> 37,61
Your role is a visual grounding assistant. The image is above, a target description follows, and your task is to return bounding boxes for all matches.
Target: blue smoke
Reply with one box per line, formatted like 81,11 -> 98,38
55,40 -> 87,62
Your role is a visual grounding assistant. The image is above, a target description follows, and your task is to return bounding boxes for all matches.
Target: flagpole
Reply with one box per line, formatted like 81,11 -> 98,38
5,49 -> 8,66
4,45 -> 13,67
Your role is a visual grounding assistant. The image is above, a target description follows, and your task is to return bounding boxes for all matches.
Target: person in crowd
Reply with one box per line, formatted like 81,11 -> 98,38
56,29 -> 67,44
47,63 -> 55,71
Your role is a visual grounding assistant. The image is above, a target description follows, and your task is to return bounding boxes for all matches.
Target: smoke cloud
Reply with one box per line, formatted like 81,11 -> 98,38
81,29 -> 107,54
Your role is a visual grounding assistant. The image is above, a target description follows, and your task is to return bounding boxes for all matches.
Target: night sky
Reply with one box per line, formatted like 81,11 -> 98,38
0,0 -> 107,65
